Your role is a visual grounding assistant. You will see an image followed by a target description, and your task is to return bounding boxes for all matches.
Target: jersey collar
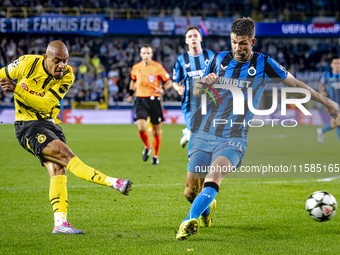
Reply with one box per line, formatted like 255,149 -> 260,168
42,59 -> 52,76
187,51 -> 203,57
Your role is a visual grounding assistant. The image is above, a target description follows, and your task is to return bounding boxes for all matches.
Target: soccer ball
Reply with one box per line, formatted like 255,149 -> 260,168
305,191 -> 337,222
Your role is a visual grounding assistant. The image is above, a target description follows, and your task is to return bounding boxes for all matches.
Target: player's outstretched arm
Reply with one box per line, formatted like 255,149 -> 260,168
193,73 -> 219,97
283,73 -> 339,118
0,78 -> 69,112
318,83 -> 328,97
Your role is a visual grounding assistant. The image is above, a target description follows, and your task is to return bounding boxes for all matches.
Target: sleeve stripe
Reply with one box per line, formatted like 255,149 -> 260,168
42,76 -> 54,89
209,54 -> 218,74
63,70 -> 70,77
5,65 -> 12,80
203,50 -> 209,61
15,99 -> 32,111
49,88 -> 62,101
26,58 -> 39,79
265,60 -> 282,79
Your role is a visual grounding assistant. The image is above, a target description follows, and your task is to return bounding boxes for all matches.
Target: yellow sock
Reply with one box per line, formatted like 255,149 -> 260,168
66,157 -> 112,187
49,175 -> 68,225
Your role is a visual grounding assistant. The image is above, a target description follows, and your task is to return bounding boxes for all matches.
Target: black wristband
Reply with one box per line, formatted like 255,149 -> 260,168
129,89 -> 134,96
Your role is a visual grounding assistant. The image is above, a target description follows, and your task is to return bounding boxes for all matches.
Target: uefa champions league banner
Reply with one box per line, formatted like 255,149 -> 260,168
0,14 -> 107,36
256,22 -> 340,36
201,20 -> 340,37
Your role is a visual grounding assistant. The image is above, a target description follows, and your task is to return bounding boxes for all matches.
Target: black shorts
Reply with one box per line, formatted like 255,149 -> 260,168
135,97 -> 165,125
15,120 -> 67,166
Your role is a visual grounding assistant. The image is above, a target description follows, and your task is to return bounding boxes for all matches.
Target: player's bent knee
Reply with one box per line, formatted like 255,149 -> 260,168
43,139 -> 75,163
152,130 -> 161,137
44,161 -> 66,177
138,128 -> 147,133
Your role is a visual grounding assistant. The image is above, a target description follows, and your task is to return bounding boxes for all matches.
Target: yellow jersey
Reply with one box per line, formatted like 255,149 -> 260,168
0,55 -> 74,124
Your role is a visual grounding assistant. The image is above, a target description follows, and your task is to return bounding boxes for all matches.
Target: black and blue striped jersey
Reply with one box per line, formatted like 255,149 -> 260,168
192,51 -> 288,139
320,72 -> 340,105
173,50 -> 214,113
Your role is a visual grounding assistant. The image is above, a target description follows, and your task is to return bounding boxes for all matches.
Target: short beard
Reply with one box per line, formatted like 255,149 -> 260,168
232,51 -> 247,61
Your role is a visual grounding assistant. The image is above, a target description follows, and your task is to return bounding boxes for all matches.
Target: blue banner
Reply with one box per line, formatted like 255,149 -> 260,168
107,20 -> 149,34
256,22 -> 340,37
1,17 -> 340,37
0,14 -> 106,36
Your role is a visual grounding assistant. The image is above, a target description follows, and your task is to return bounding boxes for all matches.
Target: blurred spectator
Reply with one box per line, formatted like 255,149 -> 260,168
0,0 -> 339,21
75,90 -> 86,102
108,70 -> 120,103
0,0 -> 340,21
91,54 -> 105,74
79,61 -> 88,75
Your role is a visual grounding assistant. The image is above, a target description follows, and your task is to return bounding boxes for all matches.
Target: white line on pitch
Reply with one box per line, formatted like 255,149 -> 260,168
1,178 -> 340,190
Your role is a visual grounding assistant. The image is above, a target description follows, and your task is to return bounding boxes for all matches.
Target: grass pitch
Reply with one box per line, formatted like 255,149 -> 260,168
0,124 -> 340,254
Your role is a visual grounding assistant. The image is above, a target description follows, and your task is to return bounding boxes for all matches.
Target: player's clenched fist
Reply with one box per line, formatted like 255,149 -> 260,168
126,96 -> 133,103
325,98 -> 340,119
178,85 -> 185,96
201,73 -> 219,85
0,78 -> 16,92
193,73 -> 219,97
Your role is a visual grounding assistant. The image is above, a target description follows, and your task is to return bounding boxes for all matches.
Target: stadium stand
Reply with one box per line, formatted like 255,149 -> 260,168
0,35 -> 338,106
0,0 -> 339,21
0,0 -> 339,106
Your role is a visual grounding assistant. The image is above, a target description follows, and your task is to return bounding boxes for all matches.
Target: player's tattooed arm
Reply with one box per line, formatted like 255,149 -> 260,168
193,73 -> 219,97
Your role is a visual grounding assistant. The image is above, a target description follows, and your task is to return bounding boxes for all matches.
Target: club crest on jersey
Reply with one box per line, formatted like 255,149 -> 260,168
36,134 -> 46,144
248,66 -> 256,76
148,75 -> 155,83
205,59 -> 209,65
59,84 -> 69,94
